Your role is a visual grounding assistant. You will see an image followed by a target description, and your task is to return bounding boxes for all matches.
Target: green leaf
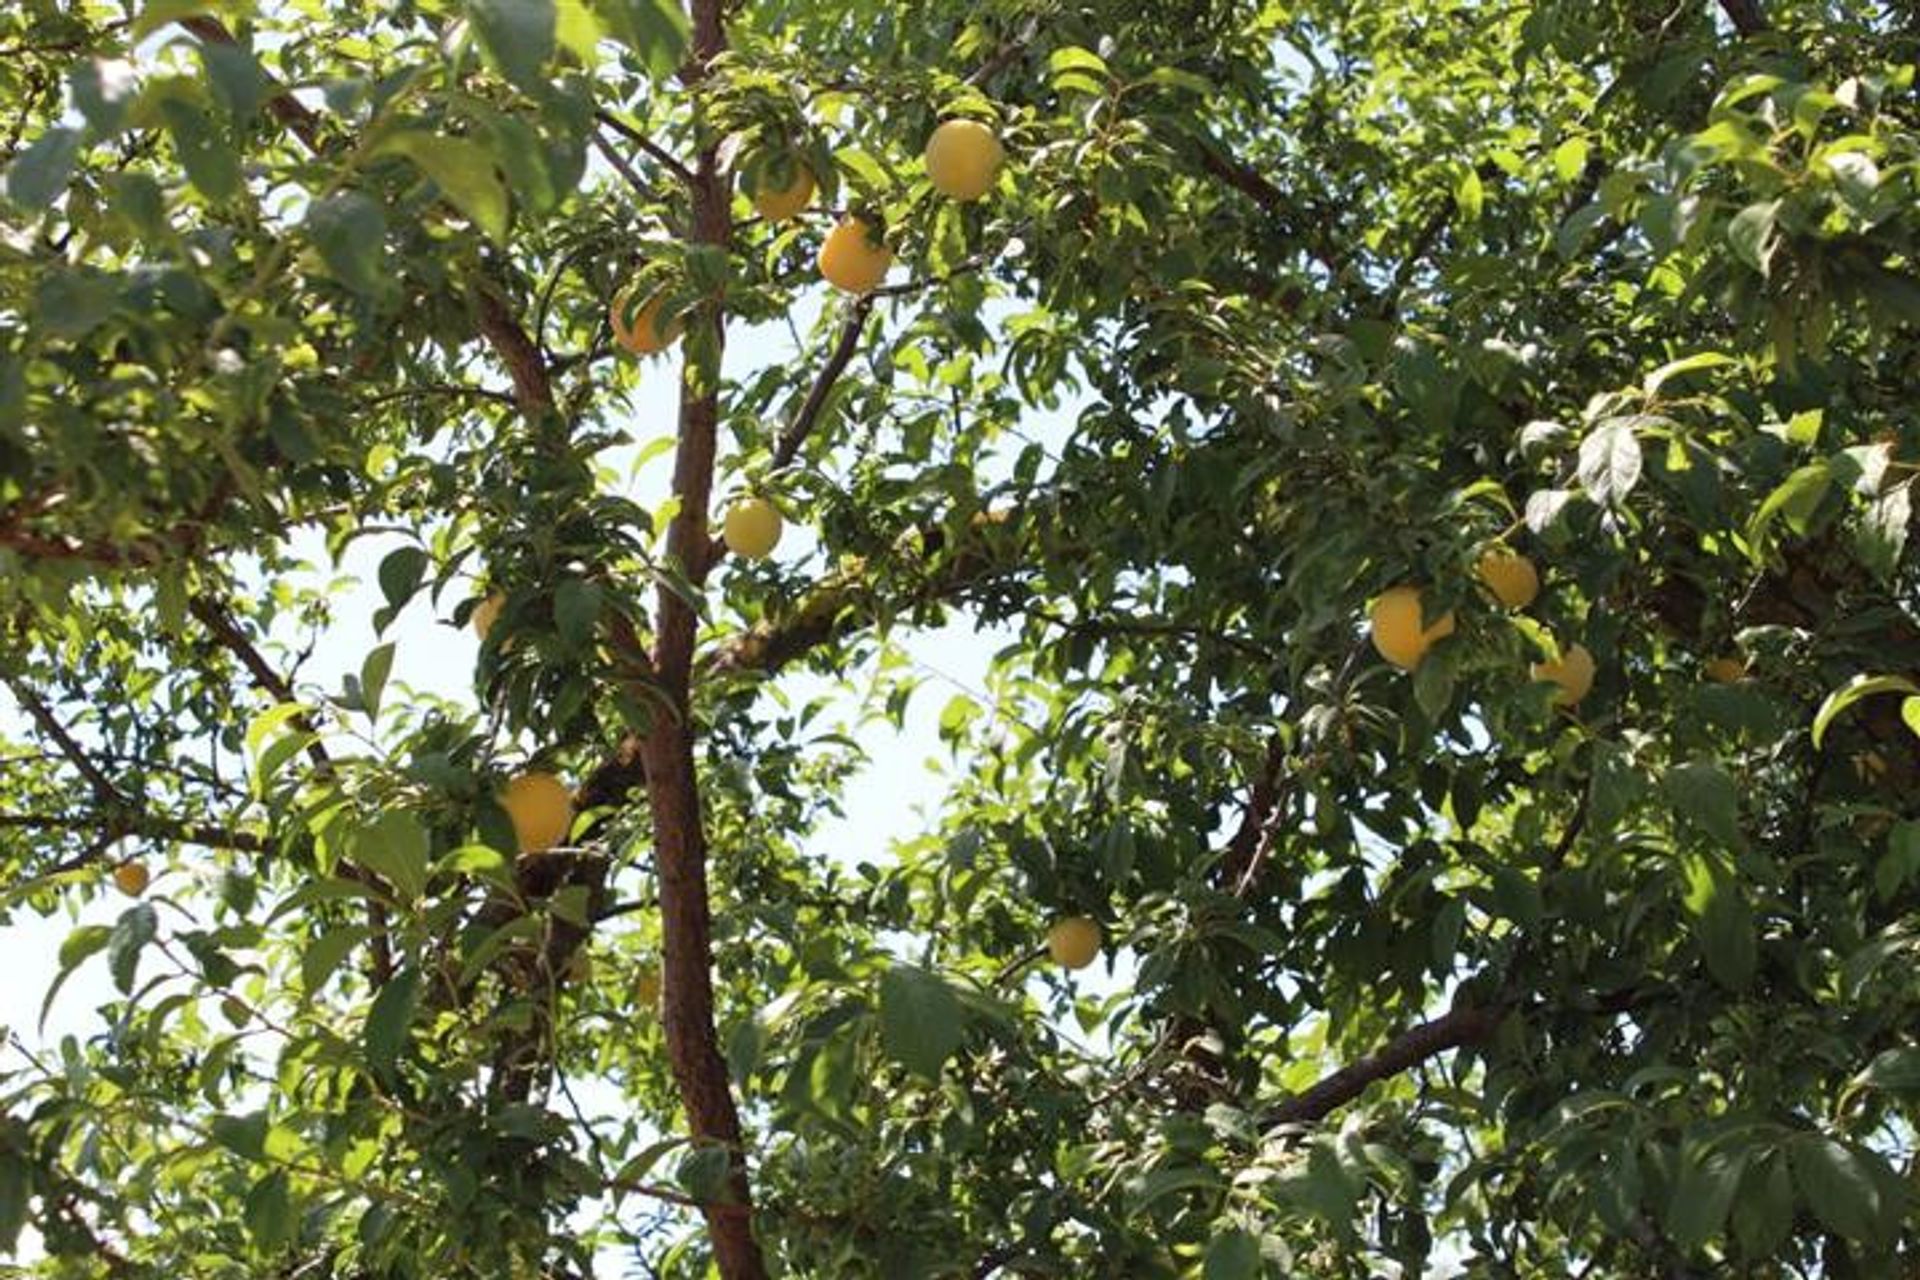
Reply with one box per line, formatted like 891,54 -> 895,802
302,925 -> 368,994
243,1169 -> 293,1247
1664,760 -> 1743,851
131,0 -> 259,40
1812,674 -> 1919,749
158,98 -> 241,202
1748,463 -> 1832,556
1698,875 -> 1755,991
363,967 -> 422,1081
4,126 -> 83,210
304,192 -> 389,295
376,545 -> 429,615
1453,166 -> 1484,222
1728,199 -> 1781,274
33,268 -> 119,340
464,0 -> 557,91
1577,419 -> 1642,507
198,40 -> 268,124
1874,821 -> 1920,901
0,1149 -> 27,1253
40,924 -> 113,1032
210,1110 -> 269,1160
1551,136 -> 1589,182
108,903 -> 158,994
1049,45 -> 1110,94
1731,1153 -> 1794,1258
71,60 -> 140,138
1851,1046 -> 1920,1094
351,810 -> 430,904
59,923 -> 114,971
1643,351 -> 1735,396
378,132 -> 510,244
878,964 -> 966,1079
1666,1142 -> 1744,1250
1203,1228 -> 1261,1280
553,578 -> 602,651
675,1143 -> 733,1203
592,0 -> 688,80
1790,1135 -> 1883,1242
360,642 -> 395,721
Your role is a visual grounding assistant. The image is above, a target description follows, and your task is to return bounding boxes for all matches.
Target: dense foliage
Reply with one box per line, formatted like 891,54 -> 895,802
3,0 -> 1919,1275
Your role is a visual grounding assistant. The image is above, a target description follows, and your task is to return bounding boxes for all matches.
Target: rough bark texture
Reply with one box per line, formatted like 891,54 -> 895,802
641,0 -> 768,1273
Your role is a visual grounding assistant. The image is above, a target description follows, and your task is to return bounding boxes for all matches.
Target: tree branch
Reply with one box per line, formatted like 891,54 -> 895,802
186,595 -> 395,984
772,296 -> 874,471
644,0 -> 767,1273
1265,1003 -> 1504,1128
1717,0 -> 1767,36
1220,733 -> 1287,894
1263,986 -> 1653,1129
472,281 -> 556,418
594,110 -> 694,185
177,17 -> 322,151
1,676 -> 125,805
2,813 -> 271,873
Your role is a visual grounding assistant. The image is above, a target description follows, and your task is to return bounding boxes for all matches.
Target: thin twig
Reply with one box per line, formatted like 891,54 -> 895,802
594,110 -> 694,184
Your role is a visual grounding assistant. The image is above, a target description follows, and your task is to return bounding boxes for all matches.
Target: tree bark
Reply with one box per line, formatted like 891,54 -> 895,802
641,0 -> 768,1273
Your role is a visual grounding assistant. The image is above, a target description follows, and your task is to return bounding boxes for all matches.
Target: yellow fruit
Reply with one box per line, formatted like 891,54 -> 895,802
1705,655 -> 1748,684
634,963 -> 662,1011
112,862 -> 150,897
472,593 -> 505,641
501,771 -> 573,855
750,162 -> 814,222
1476,548 -> 1540,610
610,288 -> 682,356
1532,643 -> 1596,707
722,496 -> 784,560
1046,916 -> 1102,970
924,119 -> 1005,201
1369,586 -> 1456,671
819,216 -> 892,294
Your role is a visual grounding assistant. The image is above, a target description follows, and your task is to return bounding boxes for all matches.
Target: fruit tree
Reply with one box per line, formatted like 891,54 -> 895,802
2,0 -> 1918,1276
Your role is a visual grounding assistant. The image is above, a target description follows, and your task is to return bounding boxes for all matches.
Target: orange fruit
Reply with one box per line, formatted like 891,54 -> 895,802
501,771 -> 573,855
1476,548 -> 1540,610
472,593 -> 505,641
1046,916 -> 1102,970
112,862 -> 150,897
1369,586 -> 1456,671
1705,655 -> 1748,684
1532,643 -> 1596,707
749,162 -> 814,222
818,216 -> 892,294
722,497 -> 784,560
610,288 -> 682,355
924,119 -> 1005,201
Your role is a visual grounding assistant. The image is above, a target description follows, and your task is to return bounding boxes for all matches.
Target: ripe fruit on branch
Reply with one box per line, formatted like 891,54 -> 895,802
924,119 -> 1004,201
749,161 -> 814,222
502,771 -> 573,855
1369,586 -> 1456,671
609,288 -> 682,356
1476,548 -> 1539,610
819,216 -> 892,294
1532,643 -> 1596,707
1046,916 -> 1102,970
472,593 -> 504,641
113,862 -> 150,897
1705,655 -> 1748,683
722,497 -> 784,560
